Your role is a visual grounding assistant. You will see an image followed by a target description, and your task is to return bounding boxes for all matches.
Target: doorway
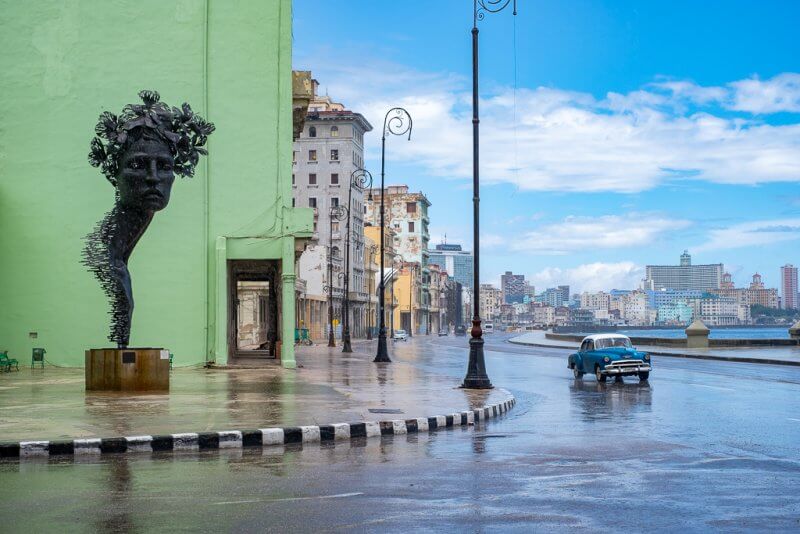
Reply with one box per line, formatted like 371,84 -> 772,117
228,260 -> 280,360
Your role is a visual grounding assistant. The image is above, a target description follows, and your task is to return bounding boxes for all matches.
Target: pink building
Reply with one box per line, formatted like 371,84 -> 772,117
780,264 -> 798,310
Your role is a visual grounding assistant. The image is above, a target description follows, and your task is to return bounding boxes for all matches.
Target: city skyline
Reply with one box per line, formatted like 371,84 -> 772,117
293,0 -> 800,293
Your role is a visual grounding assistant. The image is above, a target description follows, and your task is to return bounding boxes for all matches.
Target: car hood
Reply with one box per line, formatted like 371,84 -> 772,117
592,347 -> 646,360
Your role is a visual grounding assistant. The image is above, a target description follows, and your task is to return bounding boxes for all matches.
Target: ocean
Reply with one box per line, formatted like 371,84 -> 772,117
615,328 -> 790,340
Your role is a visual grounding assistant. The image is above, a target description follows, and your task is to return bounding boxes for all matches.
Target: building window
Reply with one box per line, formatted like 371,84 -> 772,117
331,173 -> 339,185
309,197 -> 317,208
331,149 -> 339,161
406,202 -> 417,213
292,174 -> 295,185
309,126 -> 317,138
309,150 -> 317,161
408,221 -> 415,232
331,126 -> 339,137
292,198 -> 295,207
292,151 -> 296,162
331,197 -> 339,207
309,173 -> 317,185
332,222 -> 339,232
313,220 -> 318,232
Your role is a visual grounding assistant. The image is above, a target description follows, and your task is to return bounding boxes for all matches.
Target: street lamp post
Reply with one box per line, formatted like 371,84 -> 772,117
328,204 -> 348,348
463,0 -> 516,388
375,108 -> 412,363
342,168 -> 373,353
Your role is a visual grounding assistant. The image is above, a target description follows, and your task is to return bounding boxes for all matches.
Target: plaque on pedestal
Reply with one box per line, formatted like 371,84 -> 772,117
85,348 -> 170,392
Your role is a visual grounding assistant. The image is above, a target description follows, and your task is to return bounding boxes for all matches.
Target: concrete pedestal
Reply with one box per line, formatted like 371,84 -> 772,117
85,348 -> 170,392
685,319 -> 710,349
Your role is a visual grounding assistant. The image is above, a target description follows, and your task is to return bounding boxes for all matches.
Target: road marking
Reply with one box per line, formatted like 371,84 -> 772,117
788,418 -> 800,423
213,492 -> 364,505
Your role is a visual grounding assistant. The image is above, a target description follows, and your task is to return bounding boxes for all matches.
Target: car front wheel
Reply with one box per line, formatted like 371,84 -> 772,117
638,371 -> 649,381
595,366 -> 607,383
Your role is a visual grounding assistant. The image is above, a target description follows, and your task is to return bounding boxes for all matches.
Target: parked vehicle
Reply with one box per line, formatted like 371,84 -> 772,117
484,323 -> 494,334
454,325 -> 467,336
392,329 -> 408,341
438,328 -> 448,336
567,334 -> 651,382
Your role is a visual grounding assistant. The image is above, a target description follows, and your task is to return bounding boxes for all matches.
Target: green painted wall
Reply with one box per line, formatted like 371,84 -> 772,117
0,1 -> 312,367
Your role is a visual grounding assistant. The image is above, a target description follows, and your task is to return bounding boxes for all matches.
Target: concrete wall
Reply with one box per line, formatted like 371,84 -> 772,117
0,1 -> 311,366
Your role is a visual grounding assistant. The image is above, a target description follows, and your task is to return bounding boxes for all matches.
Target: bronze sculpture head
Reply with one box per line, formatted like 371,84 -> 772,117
83,90 -> 214,347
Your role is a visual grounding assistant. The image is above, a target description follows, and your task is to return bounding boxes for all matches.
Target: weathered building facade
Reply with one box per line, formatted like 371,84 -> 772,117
365,185 -> 432,334
293,83 -> 373,341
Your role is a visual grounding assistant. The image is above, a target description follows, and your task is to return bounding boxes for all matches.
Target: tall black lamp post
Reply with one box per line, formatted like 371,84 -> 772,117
342,168 -> 374,353
328,204 -> 348,348
463,0 -> 516,388
375,108 -> 413,363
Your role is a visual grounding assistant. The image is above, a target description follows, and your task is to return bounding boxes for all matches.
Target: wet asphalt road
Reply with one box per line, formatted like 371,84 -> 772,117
3,334 -> 800,533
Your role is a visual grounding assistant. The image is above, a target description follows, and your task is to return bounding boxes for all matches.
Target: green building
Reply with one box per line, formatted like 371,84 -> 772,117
0,1 -> 312,367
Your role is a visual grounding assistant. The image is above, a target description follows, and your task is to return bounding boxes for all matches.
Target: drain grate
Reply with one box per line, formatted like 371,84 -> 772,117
367,408 -> 404,414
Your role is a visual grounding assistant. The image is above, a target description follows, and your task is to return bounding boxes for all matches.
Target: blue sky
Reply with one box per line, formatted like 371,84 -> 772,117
293,0 -> 800,293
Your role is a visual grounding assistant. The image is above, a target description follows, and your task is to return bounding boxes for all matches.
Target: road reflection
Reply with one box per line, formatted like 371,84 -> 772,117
568,378 -> 652,421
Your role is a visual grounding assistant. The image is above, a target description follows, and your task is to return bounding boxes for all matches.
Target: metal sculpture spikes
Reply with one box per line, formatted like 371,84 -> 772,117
82,90 -> 214,348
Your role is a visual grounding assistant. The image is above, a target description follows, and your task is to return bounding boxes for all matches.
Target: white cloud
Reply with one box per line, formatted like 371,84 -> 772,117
529,262 -> 644,293
693,218 -> 800,252
510,214 -> 691,255
728,73 -> 800,114
296,57 -> 800,194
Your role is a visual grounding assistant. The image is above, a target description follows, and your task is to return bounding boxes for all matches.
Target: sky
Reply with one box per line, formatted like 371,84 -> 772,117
293,0 -> 800,294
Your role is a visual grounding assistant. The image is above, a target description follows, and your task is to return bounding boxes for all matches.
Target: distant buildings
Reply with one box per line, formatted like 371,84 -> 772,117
429,243 -> 474,294
501,271 -> 526,304
781,264 -> 798,310
645,251 -> 723,291
479,284 -> 503,320
538,285 -> 570,308
711,273 -> 779,309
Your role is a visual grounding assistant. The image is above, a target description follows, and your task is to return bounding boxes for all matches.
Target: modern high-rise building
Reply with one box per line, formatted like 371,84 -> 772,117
645,251 -> 723,291
501,271 -> 526,304
780,264 -> 798,310
428,243 -> 474,294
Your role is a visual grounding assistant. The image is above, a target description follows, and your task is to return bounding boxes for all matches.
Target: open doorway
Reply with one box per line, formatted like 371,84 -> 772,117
228,260 -> 280,360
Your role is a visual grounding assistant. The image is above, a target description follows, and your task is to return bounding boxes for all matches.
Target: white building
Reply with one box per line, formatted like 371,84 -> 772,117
533,305 -> 555,327
580,291 -> 611,311
479,284 -> 503,321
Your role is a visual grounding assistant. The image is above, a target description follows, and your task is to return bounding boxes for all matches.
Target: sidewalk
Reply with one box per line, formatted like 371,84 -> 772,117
0,342 -> 510,443
509,331 -> 800,366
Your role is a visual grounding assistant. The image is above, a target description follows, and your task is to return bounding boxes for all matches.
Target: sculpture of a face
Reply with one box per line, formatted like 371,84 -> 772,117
116,136 -> 175,211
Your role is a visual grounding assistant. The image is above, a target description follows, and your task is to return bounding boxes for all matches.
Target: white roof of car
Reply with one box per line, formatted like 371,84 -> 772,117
582,333 -> 631,341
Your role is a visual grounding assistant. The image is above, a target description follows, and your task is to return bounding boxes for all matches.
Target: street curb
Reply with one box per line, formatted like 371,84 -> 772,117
507,338 -> 800,367
0,393 -> 515,460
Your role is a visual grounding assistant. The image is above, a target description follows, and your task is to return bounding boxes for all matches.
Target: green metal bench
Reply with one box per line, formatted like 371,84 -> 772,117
0,351 -> 19,372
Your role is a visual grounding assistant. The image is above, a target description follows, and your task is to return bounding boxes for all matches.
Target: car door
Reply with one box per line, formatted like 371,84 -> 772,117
582,340 -> 595,372
575,340 -> 588,371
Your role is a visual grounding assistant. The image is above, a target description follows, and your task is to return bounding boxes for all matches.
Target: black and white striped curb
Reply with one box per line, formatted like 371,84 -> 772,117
0,394 -> 515,459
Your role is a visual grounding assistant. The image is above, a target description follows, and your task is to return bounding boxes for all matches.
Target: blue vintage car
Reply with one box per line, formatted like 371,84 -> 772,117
568,334 -> 651,382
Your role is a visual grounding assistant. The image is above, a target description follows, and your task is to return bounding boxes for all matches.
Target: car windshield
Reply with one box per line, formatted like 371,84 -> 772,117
594,337 -> 632,349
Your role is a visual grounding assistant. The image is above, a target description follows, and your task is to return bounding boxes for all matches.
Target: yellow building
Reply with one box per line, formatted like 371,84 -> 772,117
364,225 -> 398,334
393,262 -> 425,335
